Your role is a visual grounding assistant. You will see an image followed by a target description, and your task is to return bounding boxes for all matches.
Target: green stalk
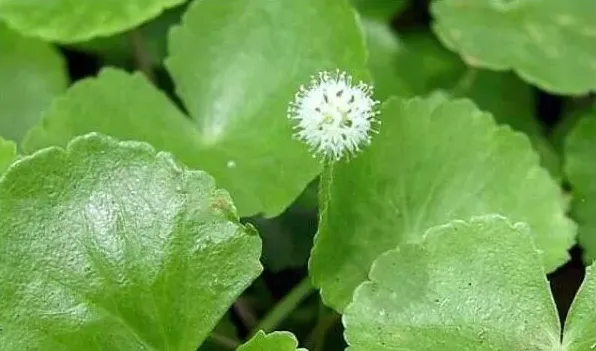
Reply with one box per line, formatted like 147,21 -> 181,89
251,278 -> 314,336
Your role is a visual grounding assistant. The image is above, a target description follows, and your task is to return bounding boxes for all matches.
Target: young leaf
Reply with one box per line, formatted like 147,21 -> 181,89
0,23 -> 67,142
0,133 -> 262,350
310,97 -> 575,312
0,0 -> 186,43
343,216 -> 562,350
565,111 -> 596,262
432,0 -> 596,94
238,331 -> 306,351
562,264 -> 596,350
166,0 -> 368,216
0,137 -> 17,173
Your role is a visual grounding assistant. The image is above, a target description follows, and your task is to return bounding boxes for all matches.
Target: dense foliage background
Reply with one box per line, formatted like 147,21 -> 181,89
1,0 -> 596,350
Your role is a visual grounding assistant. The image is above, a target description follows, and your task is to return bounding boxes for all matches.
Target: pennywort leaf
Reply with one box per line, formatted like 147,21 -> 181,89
166,0 -> 368,216
432,0 -> 596,94
344,216 -> 561,350
0,133 -> 262,350
0,0 -> 186,43
344,216 -> 596,350
310,97 -> 575,311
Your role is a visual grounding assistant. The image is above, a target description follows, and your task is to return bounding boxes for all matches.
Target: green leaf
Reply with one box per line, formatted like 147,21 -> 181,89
0,137 -> 17,173
0,23 -> 67,143
0,0 -> 186,43
564,110 -> 596,262
23,69 -> 199,162
238,331 -> 306,351
363,27 -> 560,177
165,0 -> 367,216
25,0 -> 368,218
343,216 -> 562,350
349,0 -> 406,20
432,0 -> 596,94
562,264 -> 596,350
310,97 -> 575,311
0,133 -> 262,350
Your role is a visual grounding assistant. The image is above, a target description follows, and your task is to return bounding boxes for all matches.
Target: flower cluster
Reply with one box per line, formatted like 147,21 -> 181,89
288,70 -> 380,161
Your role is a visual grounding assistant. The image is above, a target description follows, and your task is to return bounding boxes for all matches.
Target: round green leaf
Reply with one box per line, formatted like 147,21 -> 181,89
0,133 -> 262,350
0,23 -> 67,143
563,263 -> 596,350
432,0 -> 596,94
0,0 -> 186,43
0,137 -> 16,173
344,216 -> 562,350
565,111 -> 596,263
166,0 -> 368,217
238,331 -> 306,351
310,97 -> 575,311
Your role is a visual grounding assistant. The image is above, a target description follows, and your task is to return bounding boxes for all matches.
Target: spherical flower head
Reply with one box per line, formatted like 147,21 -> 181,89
288,70 -> 380,161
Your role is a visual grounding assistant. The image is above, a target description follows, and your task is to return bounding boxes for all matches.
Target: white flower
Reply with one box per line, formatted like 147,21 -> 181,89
288,70 -> 380,161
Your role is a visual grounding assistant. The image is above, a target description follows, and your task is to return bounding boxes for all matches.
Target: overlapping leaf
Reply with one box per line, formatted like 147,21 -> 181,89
0,23 -> 67,143
565,110 -> 596,262
0,133 -> 262,350
344,216 -> 595,350
310,97 -> 575,311
25,0 -> 368,217
238,331 -> 306,351
0,0 -> 186,43
432,0 -> 596,94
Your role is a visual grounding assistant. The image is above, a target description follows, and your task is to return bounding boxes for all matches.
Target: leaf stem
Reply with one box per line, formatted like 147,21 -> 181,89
251,278 -> 314,336
306,304 -> 340,351
209,332 -> 242,349
233,296 -> 258,330
451,68 -> 478,97
128,29 -> 156,84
